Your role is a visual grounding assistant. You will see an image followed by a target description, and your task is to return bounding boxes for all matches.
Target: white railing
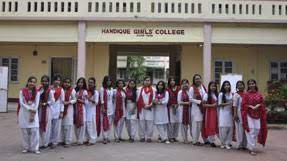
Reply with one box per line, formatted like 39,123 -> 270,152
0,0 -> 286,23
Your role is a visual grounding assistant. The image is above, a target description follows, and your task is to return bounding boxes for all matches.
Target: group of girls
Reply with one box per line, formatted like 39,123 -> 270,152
17,74 -> 267,156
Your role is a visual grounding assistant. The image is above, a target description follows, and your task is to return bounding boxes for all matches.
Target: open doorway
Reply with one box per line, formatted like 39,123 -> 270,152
51,57 -> 74,82
109,45 -> 181,85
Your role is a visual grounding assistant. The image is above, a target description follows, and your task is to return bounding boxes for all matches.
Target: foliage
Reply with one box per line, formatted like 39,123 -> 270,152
126,56 -> 146,84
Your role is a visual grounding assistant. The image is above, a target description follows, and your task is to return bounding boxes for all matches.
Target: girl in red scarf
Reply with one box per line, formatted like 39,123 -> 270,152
137,76 -> 155,143
202,81 -> 219,147
113,80 -> 126,142
18,76 -> 40,154
61,78 -> 76,147
189,74 -> 207,146
50,74 -> 64,148
154,81 -> 170,144
177,79 -> 191,144
38,75 -> 54,149
100,75 -> 114,144
167,78 -> 180,143
125,79 -> 138,142
74,77 -> 88,145
85,77 -> 99,145
233,81 -> 247,150
241,79 -> 267,155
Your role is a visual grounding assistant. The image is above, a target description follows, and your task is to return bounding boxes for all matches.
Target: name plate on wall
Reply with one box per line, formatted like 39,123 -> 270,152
87,22 -> 203,43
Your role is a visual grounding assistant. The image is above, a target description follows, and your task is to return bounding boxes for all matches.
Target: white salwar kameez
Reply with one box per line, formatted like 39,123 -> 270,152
18,90 -> 40,152
85,90 -> 99,144
113,90 -> 126,140
154,91 -> 169,141
125,87 -> 138,140
167,107 -> 180,140
233,93 -> 247,148
137,87 -> 156,140
177,90 -> 190,143
167,89 -> 180,140
189,85 -> 207,144
100,87 -> 114,141
50,88 -> 65,146
61,89 -> 76,145
74,90 -> 88,144
245,115 -> 261,151
218,92 -> 234,146
38,88 -> 54,147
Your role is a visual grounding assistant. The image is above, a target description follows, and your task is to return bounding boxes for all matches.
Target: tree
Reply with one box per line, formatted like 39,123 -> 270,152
126,56 -> 146,84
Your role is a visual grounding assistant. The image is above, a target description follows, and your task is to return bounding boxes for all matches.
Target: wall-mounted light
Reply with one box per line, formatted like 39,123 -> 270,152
33,44 -> 38,56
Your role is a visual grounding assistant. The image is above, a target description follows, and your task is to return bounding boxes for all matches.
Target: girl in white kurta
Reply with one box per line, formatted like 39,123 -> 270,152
154,81 -> 170,144
50,75 -> 65,148
233,81 -> 247,149
189,74 -> 207,145
38,75 -> 54,149
100,76 -> 114,144
137,76 -> 155,143
218,80 -> 234,149
167,78 -> 180,143
74,77 -> 88,145
113,80 -> 126,142
85,77 -> 99,145
177,79 -> 191,144
61,78 -> 76,147
125,79 -> 138,142
18,76 -> 41,154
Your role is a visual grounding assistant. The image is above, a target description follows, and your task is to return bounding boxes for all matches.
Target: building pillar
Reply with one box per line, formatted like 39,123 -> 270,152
77,21 -> 86,79
203,23 -> 212,86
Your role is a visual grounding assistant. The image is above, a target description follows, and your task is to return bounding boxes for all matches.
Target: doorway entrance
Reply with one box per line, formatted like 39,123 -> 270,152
109,45 -> 181,85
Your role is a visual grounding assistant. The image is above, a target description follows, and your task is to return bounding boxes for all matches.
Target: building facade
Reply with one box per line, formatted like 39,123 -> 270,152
0,0 -> 286,100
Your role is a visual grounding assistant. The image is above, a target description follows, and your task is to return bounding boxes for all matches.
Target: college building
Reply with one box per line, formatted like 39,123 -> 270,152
0,0 -> 286,100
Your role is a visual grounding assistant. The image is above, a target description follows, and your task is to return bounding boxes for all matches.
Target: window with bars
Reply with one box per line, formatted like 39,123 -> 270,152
270,61 -> 287,81
214,60 -> 233,83
154,68 -> 164,79
0,57 -> 19,82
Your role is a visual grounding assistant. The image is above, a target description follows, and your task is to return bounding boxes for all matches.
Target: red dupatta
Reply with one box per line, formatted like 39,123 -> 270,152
63,87 -> 73,117
39,86 -> 51,132
137,86 -> 153,118
114,89 -> 124,126
17,88 -> 37,116
192,84 -> 208,140
241,91 -> 268,146
74,90 -> 84,128
54,87 -> 62,101
167,86 -> 180,122
96,94 -> 101,136
102,88 -> 110,131
205,94 -> 218,136
182,90 -> 190,125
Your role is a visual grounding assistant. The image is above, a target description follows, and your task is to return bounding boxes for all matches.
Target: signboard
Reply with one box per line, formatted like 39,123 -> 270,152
87,22 -> 203,42
220,74 -> 243,93
0,66 -> 8,112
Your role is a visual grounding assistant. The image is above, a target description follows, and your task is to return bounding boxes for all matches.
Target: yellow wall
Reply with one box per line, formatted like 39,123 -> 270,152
1,43 -> 286,98
0,43 -> 77,98
0,21 -> 78,42
92,43 -> 110,89
181,44 -> 203,80
181,44 -> 287,94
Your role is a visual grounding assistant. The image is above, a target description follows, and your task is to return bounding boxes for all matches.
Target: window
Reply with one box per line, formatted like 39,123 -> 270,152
154,68 -> 164,79
117,68 -> 126,79
0,57 -> 19,82
270,61 -> 287,81
214,60 -> 233,83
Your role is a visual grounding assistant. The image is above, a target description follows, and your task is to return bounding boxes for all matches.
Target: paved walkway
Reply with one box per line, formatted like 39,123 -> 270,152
0,111 -> 286,161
